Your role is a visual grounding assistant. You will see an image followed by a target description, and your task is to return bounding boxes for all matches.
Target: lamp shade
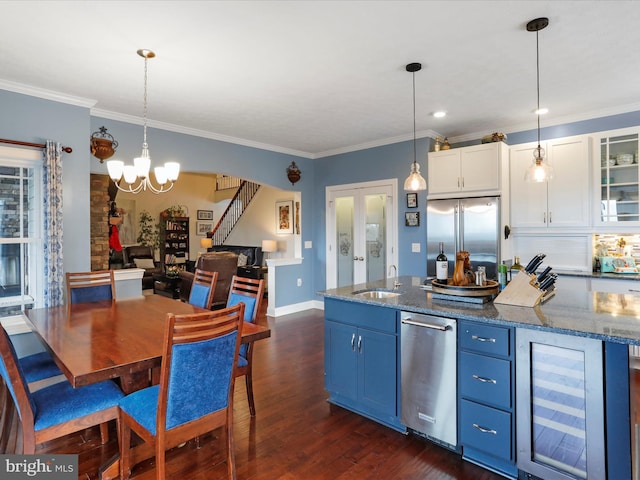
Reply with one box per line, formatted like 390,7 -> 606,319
200,238 -> 213,249
262,240 -> 277,253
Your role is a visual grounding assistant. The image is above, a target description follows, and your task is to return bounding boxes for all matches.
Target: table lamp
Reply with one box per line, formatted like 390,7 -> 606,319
262,239 -> 277,265
200,238 -> 212,256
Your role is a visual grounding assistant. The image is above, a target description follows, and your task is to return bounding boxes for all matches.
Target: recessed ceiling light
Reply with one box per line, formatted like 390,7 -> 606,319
534,107 -> 549,115
433,111 -> 447,118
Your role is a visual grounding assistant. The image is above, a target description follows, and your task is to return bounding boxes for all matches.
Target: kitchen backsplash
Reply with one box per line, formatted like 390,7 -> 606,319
593,234 -> 640,270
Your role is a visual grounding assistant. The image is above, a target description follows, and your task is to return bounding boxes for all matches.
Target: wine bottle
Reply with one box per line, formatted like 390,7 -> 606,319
436,242 -> 448,282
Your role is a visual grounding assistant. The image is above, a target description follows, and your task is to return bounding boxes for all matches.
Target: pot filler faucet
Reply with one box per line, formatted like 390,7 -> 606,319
388,265 -> 402,289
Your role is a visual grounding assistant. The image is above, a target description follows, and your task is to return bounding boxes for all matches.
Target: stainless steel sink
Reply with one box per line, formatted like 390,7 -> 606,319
352,289 -> 402,299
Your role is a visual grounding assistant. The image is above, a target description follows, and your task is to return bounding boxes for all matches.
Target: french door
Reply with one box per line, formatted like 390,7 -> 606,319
326,180 -> 397,289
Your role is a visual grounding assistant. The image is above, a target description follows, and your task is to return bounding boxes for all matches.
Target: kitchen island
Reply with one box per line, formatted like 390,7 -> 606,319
319,276 -> 637,480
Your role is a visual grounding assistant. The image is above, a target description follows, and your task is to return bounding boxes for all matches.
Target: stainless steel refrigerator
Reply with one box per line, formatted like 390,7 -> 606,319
426,196 -> 500,280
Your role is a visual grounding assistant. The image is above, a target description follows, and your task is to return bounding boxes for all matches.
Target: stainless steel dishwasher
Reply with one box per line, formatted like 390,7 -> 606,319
401,311 -> 457,449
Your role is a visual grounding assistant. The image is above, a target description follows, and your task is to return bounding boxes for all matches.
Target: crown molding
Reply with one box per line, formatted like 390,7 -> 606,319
91,108 -> 314,159
0,79 -> 96,108
314,128 -> 442,159
447,102 -> 640,145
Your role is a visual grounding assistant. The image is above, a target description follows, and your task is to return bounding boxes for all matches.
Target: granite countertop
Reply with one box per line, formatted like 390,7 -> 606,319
557,269 -> 640,281
319,276 -> 640,346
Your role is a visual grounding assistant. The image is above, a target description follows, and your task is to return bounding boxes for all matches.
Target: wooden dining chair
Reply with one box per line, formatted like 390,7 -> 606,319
118,303 -> 245,480
13,270 -> 115,390
0,324 -> 124,453
66,269 -> 116,304
226,275 -> 265,416
188,268 -> 218,310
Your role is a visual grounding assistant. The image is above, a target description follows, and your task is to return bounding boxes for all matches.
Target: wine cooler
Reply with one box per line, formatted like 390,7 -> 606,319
516,329 -> 605,479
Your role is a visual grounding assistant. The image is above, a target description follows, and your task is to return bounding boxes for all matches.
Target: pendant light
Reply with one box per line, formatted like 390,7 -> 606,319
107,49 -> 180,194
524,17 -> 553,183
403,62 -> 427,191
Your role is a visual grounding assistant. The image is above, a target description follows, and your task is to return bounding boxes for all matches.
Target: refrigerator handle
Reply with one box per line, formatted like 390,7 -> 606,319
458,202 -> 464,252
454,203 -> 460,253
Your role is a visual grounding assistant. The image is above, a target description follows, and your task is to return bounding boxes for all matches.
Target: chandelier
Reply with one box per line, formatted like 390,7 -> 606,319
107,49 -> 180,194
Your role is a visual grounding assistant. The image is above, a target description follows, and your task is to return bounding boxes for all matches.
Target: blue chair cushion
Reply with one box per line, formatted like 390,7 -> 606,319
119,385 -> 161,434
32,379 -> 123,431
227,293 -> 256,322
189,283 -> 211,309
227,293 -> 257,361
19,351 -> 63,383
0,334 -> 37,417
120,331 -> 236,435
70,284 -> 113,304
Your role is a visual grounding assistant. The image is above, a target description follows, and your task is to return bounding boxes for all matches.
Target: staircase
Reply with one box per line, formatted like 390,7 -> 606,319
209,180 -> 261,245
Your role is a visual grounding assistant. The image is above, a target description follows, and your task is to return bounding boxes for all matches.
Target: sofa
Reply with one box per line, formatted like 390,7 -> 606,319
122,245 -> 162,290
178,251 -> 239,309
207,244 -> 263,268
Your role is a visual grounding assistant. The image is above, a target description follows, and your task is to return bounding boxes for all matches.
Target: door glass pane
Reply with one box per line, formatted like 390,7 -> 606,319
335,196 -> 354,288
531,343 -> 587,478
364,194 -> 386,283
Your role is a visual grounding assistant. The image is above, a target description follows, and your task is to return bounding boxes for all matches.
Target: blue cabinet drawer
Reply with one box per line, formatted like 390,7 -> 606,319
459,321 -> 511,357
459,351 -> 512,409
460,399 -> 512,461
324,298 -> 397,333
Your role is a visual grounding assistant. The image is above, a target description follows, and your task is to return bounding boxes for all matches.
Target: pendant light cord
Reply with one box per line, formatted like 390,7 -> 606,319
142,55 -> 148,148
412,70 -> 417,166
536,29 -> 541,148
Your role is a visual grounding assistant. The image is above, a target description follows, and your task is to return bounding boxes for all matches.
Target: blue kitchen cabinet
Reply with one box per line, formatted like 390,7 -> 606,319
324,298 -> 403,432
458,320 -> 517,479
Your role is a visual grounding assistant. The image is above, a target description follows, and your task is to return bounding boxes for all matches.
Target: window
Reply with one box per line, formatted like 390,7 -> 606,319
0,146 -> 43,318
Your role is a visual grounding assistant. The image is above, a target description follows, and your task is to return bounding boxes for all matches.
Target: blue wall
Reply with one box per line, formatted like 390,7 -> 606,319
313,137 -> 432,293
4,88 -> 640,309
88,117 -> 316,309
0,90 -> 91,274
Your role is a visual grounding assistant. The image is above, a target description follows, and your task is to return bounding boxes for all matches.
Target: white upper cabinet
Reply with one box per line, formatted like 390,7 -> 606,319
509,135 -> 591,229
595,127 -> 640,225
428,142 -> 506,198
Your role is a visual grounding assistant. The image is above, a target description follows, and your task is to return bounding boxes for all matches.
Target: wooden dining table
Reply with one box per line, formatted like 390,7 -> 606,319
25,294 -> 271,394
25,294 -> 271,480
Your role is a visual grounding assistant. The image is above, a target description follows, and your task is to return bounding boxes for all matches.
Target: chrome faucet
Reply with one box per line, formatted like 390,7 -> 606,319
388,264 -> 401,289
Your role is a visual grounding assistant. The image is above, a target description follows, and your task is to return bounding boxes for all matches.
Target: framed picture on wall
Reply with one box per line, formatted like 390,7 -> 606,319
276,200 -> 294,234
196,221 -> 213,236
405,211 -> 420,227
406,192 -> 418,208
197,209 -> 213,220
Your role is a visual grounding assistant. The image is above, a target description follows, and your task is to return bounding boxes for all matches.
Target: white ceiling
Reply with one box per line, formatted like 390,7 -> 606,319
2,1 -> 640,158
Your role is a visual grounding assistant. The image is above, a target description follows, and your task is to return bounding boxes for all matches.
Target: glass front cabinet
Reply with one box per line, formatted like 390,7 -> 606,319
598,128 -> 640,223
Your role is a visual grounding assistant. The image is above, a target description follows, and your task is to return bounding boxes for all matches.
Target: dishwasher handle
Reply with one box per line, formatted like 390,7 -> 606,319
401,318 -> 451,331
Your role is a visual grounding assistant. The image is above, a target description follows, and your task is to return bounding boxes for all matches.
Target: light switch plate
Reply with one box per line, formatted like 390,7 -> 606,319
412,243 -> 421,253
304,241 -> 312,249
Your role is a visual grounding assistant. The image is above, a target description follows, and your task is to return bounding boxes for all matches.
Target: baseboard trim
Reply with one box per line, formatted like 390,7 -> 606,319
269,299 -> 324,317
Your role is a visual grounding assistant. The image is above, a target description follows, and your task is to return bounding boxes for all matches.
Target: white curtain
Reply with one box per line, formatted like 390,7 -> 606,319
43,141 -> 64,306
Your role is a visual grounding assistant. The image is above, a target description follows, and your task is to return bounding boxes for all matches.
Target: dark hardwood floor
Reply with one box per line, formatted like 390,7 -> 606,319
36,304 -> 505,480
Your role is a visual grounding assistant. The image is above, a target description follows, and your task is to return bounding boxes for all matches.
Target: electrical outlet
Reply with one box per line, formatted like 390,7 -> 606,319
297,278 -> 303,287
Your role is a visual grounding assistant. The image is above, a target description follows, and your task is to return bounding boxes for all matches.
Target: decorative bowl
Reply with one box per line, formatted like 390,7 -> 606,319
617,153 -> 634,165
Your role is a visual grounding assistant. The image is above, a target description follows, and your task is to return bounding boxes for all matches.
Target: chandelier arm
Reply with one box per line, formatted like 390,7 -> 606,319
112,179 -> 144,195
145,179 -> 175,194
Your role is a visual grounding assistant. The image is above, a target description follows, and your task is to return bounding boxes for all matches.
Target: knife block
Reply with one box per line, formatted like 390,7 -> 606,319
493,271 -> 548,307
